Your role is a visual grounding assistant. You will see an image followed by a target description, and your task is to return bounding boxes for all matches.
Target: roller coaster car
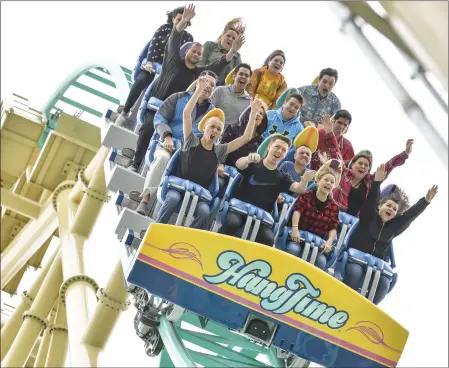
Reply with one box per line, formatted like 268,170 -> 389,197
125,223 -> 408,367
334,221 -> 398,302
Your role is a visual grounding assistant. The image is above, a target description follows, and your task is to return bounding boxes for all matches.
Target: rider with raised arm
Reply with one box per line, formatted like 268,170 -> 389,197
129,4 -> 245,172
218,134 -> 315,246
199,18 -> 246,86
287,159 -> 342,270
155,76 -> 264,228
135,71 -> 218,216
310,110 -> 355,170
343,164 -> 438,304
116,6 -> 194,126
332,139 -> 414,217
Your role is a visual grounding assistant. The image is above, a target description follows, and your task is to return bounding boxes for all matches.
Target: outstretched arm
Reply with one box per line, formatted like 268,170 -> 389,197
289,170 -> 316,195
226,97 -> 263,154
393,185 -> 437,236
176,4 -> 195,33
182,76 -> 206,140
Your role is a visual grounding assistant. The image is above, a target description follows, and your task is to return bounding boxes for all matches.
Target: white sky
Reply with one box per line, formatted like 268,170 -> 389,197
1,1 -> 448,367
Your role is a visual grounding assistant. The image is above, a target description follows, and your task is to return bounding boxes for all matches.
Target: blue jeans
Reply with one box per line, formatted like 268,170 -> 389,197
343,262 -> 390,305
286,241 -> 327,270
156,189 -> 210,230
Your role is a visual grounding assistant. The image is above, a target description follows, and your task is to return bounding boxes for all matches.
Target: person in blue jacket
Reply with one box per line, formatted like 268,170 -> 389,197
343,164 -> 438,304
135,71 -> 217,216
262,91 -> 304,163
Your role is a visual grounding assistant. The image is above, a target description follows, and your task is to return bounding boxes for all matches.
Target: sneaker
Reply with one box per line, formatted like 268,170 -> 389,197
115,112 -> 128,127
130,162 -> 140,173
136,201 -> 149,216
129,190 -> 142,202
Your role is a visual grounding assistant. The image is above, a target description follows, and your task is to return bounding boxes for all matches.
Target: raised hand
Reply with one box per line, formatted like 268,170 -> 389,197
321,114 -> 333,134
182,3 -> 196,22
425,185 -> 438,202
196,75 -> 208,92
250,96 -> 263,112
405,138 -> 414,155
374,164 -> 387,182
247,152 -> 261,163
230,34 -> 246,53
302,170 -> 316,183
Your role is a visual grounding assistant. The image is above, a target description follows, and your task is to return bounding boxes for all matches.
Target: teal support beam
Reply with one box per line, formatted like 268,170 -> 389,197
71,81 -> 120,104
176,328 -> 270,367
158,317 -> 197,367
160,350 -> 175,368
59,96 -> 103,117
85,71 -> 116,88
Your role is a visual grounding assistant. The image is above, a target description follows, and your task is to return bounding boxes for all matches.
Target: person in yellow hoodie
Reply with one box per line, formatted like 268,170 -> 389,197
247,50 -> 287,109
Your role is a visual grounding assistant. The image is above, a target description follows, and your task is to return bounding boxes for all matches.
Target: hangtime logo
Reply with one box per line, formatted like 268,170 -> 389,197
203,251 -> 349,329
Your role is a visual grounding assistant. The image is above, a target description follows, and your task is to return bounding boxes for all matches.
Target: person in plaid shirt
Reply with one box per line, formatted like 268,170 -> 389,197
286,159 -> 343,270
333,139 -> 414,217
310,110 -> 355,170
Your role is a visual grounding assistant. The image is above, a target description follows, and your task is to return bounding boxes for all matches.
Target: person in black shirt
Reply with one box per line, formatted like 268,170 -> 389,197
218,134 -> 316,246
155,76 -> 264,229
128,4 -> 245,172
343,164 -> 438,304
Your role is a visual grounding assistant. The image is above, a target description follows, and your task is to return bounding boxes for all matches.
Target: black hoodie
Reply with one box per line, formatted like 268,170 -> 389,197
348,180 -> 430,259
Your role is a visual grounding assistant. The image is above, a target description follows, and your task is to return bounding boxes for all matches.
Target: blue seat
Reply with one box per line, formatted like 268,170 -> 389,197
334,221 -> 398,302
137,76 -> 161,128
157,149 -> 220,227
273,192 -> 297,236
214,174 -> 278,243
144,132 -> 182,168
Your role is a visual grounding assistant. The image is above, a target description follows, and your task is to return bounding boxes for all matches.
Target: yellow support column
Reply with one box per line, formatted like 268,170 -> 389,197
45,299 -> 68,367
33,309 -> 56,368
1,252 -> 63,368
0,247 -> 58,360
83,260 -> 130,348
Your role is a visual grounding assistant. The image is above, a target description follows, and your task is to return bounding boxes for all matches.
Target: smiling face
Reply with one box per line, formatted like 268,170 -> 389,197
282,97 -> 302,120
318,74 -> 336,97
203,117 -> 224,143
266,138 -> 289,165
197,75 -> 216,100
268,55 -> 285,74
185,44 -> 203,65
294,145 -> 312,166
351,157 -> 370,180
233,67 -> 251,92
220,29 -> 238,51
333,116 -> 350,137
317,173 -> 336,196
378,199 -> 399,222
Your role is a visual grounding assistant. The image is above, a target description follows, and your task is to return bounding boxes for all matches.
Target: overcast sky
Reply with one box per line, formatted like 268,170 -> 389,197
1,2 -> 448,367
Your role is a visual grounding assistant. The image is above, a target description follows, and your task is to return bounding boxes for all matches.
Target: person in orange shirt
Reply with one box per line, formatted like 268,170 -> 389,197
247,50 -> 287,109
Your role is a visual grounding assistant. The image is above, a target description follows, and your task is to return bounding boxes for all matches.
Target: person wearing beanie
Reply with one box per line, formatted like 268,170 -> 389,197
218,133 -> 315,246
125,4 -> 244,172
310,110 -> 355,170
332,139 -> 414,217
298,67 -> 342,127
135,71 -> 218,216
210,63 -> 252,130
155,77 -> 265,228
343,164 -> 438,304
246,50 -> 288,109
198,18 -> 245,85
286,159 -> 342,270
